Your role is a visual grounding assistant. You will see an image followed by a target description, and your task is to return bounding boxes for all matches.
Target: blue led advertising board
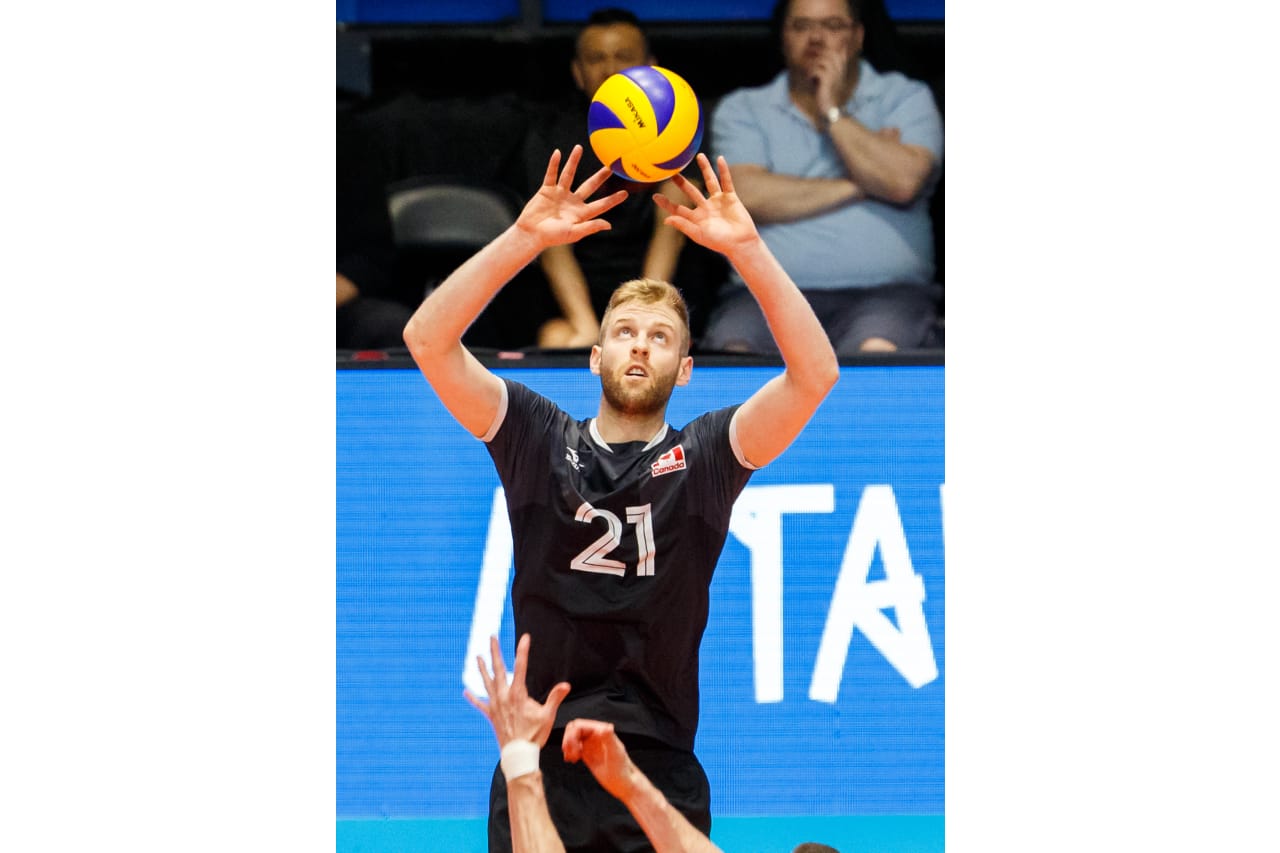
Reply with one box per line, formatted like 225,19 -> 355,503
337,363 -> 944,851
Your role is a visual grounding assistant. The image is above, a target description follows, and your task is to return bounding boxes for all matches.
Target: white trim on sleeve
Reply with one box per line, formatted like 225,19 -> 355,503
728,408 -> 761,470
478,379 -> 509,443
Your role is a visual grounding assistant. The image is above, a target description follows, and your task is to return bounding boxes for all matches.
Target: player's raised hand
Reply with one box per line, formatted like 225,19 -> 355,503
654,154 -> 759,257
562,719 -> 637,801
516,145 -> 630,249
465,633 -> 571,749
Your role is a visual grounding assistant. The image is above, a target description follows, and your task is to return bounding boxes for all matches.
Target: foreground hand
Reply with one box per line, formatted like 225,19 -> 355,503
654,154 -> 758,257
517,146 -> 630,249
562,719 -> 636,801
465,633 -> 571,749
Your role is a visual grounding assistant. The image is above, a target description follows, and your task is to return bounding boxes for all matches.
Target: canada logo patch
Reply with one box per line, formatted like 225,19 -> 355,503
651,444 -> 687,477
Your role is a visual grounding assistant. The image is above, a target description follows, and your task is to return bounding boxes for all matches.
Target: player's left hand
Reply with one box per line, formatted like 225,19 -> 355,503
654,154 -> 759,257
465,633 -> 571,749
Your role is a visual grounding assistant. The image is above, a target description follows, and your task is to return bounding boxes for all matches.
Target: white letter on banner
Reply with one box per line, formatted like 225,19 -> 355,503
463,487 -> 513,697
809,485 -> 938,702
728,484 -> 835,703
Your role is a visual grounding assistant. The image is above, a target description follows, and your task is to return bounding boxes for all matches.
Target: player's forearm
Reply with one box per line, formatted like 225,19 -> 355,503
404,224 -> 544,356
507,773 -> 567,853
619,772 -> 723,853
828,119 -> 934,205
727,238 -> 839,394
731,170 -> 861,224
540,246 -> 599,333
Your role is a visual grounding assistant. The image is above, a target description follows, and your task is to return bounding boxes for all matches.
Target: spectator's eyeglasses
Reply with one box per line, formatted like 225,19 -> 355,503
785,17 -> 856,34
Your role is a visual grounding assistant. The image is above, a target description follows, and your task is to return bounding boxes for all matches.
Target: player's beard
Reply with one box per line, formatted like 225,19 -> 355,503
600,362 -> 678,417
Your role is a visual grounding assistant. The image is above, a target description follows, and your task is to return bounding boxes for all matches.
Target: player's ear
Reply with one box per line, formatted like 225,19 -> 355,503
675,355 -> 693,386
589,345 -> 603,375
571,58 -> 587,93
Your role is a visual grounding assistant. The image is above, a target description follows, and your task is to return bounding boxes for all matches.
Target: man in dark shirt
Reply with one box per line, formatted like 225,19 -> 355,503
404,146 -> 838,852
523,8 -> 694,349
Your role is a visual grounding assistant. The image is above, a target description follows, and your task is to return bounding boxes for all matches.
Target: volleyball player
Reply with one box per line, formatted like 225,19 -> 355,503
404,146 -> 838,851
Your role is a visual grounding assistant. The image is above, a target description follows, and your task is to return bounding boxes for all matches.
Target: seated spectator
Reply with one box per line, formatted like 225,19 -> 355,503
702,0 -> 943,354
522,7 -> 702,349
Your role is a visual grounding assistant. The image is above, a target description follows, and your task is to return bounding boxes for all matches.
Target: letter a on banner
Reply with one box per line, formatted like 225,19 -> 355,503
810,485 -> 938,702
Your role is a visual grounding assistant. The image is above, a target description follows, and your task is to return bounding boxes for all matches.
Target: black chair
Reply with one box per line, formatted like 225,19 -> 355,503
386,175 -> 551,349
386,175 -> 521,255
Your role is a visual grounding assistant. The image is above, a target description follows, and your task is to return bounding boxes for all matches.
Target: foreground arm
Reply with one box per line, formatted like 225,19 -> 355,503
563,720 -> 723,853
465,634 -> 572,853
403,146 -> 628,435
656,154 -> 838,467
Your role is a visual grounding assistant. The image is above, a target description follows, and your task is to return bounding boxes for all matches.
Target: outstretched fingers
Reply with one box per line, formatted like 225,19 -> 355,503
715,155 -> 735,195
542,149 -> 563,188
464,640 -> 498,720
511,633 -> 530,690
696,153 -> 721,196
543,681 -> 571,718
558,144 -> 585,190
574,163 -> 616,200
653,192 -> 695,221
488,634 -> 508,686
670,172 -> 706,208
582,188 -> 630,220
463,688 -> 492,720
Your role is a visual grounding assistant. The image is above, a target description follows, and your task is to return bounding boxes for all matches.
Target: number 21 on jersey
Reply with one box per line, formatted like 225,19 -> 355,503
571,500 -> 656,577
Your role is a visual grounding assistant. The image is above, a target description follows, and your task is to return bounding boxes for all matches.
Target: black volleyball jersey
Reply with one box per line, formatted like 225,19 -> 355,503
482,378 -> 757,750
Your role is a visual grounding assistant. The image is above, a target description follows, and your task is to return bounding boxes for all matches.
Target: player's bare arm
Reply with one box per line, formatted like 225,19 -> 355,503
466,634 -> 572,853
656,154 -> 838,468
563,719 -> 724,853
404,145 -> 628,436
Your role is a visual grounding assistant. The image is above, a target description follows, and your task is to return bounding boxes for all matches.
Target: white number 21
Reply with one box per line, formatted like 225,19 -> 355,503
571,501 -> 656,577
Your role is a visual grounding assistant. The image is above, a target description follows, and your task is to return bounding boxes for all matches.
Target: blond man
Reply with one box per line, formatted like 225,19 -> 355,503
404,145 -> 837,852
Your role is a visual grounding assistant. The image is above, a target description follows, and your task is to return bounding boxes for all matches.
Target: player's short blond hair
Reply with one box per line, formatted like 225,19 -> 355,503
599,279 -> 692,356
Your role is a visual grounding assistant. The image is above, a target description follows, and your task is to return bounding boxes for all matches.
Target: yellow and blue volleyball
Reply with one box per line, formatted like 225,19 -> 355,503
587,65 -> 703,183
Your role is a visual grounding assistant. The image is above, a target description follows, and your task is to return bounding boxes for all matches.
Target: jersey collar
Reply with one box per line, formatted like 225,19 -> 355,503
588,418 -> 670,452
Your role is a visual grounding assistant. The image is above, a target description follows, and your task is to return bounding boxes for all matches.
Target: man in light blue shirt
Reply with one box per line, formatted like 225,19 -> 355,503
703,0 -> 943,353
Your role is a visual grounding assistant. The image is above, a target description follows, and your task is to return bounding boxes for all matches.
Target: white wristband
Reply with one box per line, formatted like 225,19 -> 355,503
500,739 -> 540,782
